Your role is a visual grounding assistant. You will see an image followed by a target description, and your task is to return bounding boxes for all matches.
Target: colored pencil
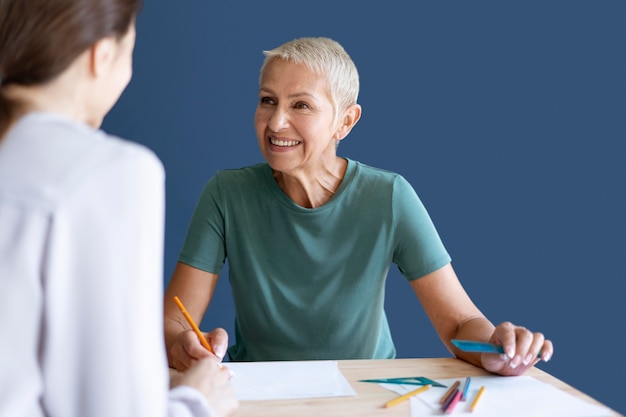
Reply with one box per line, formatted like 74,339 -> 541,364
383,384 -> 431,408
443,389 -> 463,414
440,388 -> 459,412
461,376 -> 471,401
439,380 -> 461,404
173,295 -> 214,354
469,385 -> 486,412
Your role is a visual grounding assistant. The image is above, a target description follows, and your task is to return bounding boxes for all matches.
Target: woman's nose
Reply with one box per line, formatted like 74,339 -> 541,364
267,107 -> 289,132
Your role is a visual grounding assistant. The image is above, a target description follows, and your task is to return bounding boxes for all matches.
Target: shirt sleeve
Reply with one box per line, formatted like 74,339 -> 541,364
178,174 -> 227,274
391,175 -> 452,280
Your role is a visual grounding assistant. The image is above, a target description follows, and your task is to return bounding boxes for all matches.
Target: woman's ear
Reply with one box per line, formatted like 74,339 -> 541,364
334,104 -> 362,141
88,36 -> 117,78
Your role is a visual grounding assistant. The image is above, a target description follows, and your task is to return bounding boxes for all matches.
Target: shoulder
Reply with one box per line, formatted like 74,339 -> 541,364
339,160 -> 420,211
0,113 -> 163,211
348,158 -> 412,190
214,162 -> 267,180
207,162 -> 269,190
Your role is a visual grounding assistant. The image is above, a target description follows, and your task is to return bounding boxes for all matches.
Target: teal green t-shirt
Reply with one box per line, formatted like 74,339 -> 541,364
179,158 -> 451,361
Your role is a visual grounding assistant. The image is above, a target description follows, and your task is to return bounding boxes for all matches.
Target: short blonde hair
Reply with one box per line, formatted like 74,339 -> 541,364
259,37 -> 360,114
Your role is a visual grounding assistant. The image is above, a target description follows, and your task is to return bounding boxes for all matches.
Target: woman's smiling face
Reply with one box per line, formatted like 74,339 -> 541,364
254,58 -> 343,175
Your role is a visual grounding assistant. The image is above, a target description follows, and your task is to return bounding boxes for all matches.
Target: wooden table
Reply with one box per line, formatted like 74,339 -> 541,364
231,357 -> 622,417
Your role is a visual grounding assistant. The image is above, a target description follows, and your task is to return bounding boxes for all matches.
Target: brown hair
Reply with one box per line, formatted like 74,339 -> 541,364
0,0 -> 142,136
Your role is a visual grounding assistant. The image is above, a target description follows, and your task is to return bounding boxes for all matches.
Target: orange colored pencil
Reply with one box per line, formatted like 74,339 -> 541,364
173,295 -> 214,354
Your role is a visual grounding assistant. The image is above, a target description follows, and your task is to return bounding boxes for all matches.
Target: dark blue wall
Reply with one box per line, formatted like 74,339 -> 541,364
104,1 -> 626,413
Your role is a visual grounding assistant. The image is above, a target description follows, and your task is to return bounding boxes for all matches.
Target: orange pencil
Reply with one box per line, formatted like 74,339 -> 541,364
173,295 -> 214,354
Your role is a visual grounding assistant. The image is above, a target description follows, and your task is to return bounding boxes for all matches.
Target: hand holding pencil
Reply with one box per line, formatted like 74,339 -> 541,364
458,322 -> 554,377
167,295 -> 228,371
173,296 -> 215,353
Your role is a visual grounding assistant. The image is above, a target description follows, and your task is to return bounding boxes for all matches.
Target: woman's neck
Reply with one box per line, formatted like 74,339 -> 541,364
273,157 -> 348,208
3,53 -> 98,128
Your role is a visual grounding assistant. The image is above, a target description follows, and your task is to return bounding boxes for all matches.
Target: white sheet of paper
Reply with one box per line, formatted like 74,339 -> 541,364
382,376 -> 614,417
225,360 -> 356,401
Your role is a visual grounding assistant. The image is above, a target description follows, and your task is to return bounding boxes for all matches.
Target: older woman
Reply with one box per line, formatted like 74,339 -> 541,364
164,37 -> 553,377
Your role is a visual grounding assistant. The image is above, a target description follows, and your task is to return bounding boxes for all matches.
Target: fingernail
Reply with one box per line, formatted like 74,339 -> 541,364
214,344 -> 226,359
523,354 -> 533,365
510,355 -> 521,368
506,348 -> 515,359
543,352 -> 552,362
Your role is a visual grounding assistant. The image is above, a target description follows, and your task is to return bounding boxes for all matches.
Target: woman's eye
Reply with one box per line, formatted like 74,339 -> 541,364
260,97 -> 275,105
294,102 -> 310,109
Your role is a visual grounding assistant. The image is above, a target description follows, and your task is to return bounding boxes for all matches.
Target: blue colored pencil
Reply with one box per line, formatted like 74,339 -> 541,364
461,377 -> 471,401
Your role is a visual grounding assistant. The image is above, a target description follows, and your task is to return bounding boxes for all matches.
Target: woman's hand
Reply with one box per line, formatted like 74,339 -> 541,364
481,321 -> 553,376
171,357 -> 239,417
168,327 -> 228,372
